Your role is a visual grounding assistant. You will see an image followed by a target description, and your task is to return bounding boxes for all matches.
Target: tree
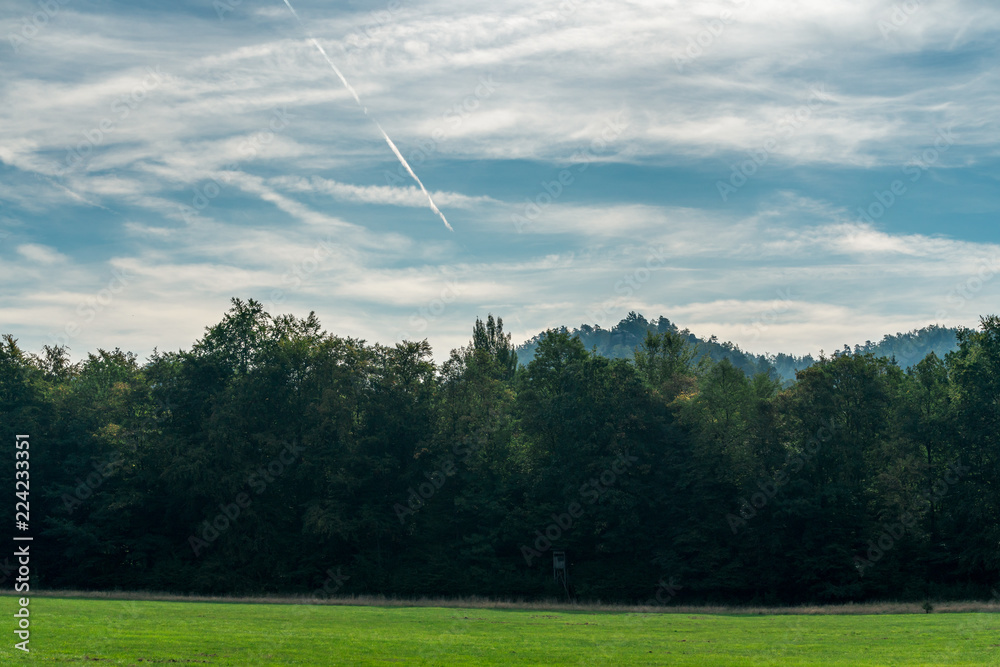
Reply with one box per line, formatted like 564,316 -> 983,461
634,329 -> 701,402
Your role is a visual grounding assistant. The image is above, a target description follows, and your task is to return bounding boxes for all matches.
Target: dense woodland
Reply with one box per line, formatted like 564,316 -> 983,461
2,299 -> 998,605
516,313 -> 961,383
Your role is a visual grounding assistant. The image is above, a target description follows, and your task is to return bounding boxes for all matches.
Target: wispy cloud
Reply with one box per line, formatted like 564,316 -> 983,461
0,0 -> 998,362
269,175 -> 499,209
16,243 -> 68,265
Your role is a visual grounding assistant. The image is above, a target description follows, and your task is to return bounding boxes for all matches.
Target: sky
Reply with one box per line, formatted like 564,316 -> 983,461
1,0 -> 999,362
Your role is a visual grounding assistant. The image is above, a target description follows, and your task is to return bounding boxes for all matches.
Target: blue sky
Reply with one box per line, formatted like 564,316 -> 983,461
1,0 -> 999,361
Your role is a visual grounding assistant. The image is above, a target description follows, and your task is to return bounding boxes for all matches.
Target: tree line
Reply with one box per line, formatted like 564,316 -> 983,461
1,299 -> 997,604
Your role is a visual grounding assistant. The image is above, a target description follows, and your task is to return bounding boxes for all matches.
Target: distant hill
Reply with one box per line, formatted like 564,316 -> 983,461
842,325 -> 961,369
514,312 -> 960,383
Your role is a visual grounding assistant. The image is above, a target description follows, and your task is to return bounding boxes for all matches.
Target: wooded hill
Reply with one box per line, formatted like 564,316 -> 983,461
516,312 -> 960,383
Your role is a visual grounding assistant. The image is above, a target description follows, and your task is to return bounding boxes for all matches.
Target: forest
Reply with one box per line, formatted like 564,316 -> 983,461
2,299 -> 998,605
516,313 -> 961,383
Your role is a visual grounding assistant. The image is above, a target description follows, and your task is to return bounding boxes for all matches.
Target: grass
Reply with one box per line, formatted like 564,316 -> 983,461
0,593 -> 997,665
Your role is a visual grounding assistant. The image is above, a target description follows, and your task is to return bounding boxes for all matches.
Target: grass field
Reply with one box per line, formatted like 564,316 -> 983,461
1,595 -> 998,665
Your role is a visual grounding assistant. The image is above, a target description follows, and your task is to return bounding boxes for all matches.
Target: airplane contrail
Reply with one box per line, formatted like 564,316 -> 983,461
280,0 -> 453,231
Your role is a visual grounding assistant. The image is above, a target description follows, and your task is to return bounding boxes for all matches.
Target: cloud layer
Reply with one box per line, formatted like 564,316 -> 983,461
1,0 -> 998,360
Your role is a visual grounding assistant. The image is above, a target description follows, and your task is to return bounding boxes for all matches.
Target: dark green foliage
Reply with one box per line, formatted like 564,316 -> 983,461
3,303 -> 998,604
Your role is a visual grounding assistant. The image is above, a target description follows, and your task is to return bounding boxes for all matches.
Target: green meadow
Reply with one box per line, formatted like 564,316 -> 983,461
1,596 -> 998,665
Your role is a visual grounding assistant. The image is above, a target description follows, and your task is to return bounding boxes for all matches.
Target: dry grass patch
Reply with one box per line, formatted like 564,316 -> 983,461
7,589 -> 999,615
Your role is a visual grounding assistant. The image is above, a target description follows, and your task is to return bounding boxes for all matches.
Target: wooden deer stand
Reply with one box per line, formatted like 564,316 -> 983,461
553,551 -> 571,599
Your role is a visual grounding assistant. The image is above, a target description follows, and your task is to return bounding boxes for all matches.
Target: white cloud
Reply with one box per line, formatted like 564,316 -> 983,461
1,0 -> 998,363
16,243 -> 67,265
270,175 -> 499,208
